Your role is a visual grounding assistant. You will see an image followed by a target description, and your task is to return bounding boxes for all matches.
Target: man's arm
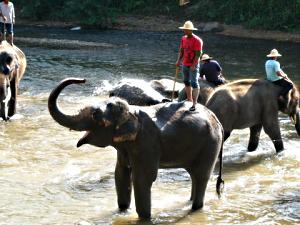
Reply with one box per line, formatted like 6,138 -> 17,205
190,50 -> 201,71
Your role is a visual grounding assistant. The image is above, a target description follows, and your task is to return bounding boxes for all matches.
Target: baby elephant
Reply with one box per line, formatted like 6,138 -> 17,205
48,78 -> 225,219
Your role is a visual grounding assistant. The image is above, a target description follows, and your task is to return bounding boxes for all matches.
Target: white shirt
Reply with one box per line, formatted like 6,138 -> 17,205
0,2 -> 15,24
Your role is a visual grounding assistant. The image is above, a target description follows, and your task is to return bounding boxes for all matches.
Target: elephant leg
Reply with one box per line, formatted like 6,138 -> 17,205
115,162 -> 132,211
186,168 -> 196,201
191,168 -> 211,210
263,121 -> 284,153
8,76 -> 17,117
248,124 -> 263,152
132,169 -> 153,219
224,130 -> 231,141
191,177 -> 209,210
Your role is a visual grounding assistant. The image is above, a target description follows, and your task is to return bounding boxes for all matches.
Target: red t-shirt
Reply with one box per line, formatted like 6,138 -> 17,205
180,34 -> 203,66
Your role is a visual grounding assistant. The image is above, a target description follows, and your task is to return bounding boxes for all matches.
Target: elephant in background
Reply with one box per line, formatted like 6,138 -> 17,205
206,79 -> 300,153
48,78 -> 224,219
178,79 -> 216,104
0,41 -> 27,120
150,78 -> 185,99
109,80 -> 172,106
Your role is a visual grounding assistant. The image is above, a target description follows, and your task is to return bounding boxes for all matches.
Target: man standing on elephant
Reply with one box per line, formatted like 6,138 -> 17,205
0,0 -> 15,45
265,49 -> 293,101
176,20 -> 203,111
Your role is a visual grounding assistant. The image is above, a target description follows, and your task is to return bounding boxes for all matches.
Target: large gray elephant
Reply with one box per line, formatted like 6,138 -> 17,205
206,79 -> 300,153
0,41 -> 27,120
48,78 -> 224,219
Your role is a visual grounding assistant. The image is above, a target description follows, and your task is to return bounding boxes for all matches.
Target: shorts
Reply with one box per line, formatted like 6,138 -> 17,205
0,22 -> 14,35
182,64 -> 200,89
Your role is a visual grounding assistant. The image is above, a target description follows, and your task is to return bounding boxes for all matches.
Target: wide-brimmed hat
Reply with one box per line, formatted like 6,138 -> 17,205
201,54 -> 213,61
267,49 -> 282,57
179,21 -> 198,30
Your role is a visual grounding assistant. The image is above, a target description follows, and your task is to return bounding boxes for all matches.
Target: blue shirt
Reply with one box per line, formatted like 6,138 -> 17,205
200,60 -> 222,82
265,59 -> 282,82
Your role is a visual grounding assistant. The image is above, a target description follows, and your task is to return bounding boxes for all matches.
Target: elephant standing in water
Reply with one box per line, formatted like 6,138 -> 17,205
48,78 -> 224,219
0,41 -> 26,120
206,79 -> 300,153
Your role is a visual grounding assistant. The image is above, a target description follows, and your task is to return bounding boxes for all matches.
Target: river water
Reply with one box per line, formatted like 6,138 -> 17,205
0,26 -> 299,225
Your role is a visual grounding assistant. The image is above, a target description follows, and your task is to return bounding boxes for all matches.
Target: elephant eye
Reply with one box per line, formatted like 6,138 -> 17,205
107,103 -> 113,108
92,109 -> 103,121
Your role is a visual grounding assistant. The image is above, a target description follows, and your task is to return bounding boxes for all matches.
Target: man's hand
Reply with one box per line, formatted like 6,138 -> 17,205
190,64 -> 196,71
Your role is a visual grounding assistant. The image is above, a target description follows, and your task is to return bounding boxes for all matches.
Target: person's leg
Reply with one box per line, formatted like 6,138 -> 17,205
0,22 -> 4,42
273,79 -> 293,97
6,23 -> 13,45
182,65 -> 192,101
190,64 -> 200,111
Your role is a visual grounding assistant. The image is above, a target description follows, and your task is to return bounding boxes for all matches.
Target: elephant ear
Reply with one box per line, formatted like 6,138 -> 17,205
112,111 -> 139,143
100,98 -> 139,142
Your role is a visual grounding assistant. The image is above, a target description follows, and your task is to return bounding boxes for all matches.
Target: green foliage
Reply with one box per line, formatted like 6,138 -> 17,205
14,0 -> 300,32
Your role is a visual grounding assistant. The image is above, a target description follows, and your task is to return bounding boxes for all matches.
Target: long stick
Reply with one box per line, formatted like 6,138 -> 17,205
171,66 -> 180,101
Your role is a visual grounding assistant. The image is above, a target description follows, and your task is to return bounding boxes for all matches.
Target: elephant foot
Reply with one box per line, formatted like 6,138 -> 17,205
274,140 -> 284,153
247,142 -> 258,152
119,203 -> 130,211
137,211 -> 151,219
276,147 -> 284,153
191,202 -> 203,211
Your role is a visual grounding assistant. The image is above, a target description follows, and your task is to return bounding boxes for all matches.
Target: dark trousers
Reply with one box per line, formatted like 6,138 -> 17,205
272,78 -> 293,97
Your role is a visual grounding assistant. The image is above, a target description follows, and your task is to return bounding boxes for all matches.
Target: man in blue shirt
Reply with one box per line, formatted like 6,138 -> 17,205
265,49 -> 293,101
200,54 -> 226,86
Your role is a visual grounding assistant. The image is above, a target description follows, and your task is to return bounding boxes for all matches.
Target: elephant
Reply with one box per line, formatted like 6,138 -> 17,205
109,79 -> 172,106
48,78 -> 225,219
150,78 -> 185,99
205,79 -> 300,153
0,41 -> 27,120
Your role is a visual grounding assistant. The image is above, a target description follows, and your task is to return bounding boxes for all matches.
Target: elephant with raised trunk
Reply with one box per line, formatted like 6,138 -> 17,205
0,41 -> 26,120
206,79 -> 300,153
48,78 -> 224,219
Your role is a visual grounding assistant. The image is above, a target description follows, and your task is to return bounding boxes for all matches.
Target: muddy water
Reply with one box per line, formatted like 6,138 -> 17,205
0,27 -> 299,224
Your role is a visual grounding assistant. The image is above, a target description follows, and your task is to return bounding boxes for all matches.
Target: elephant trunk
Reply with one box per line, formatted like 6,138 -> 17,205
48,78 -> 91,131
295,111 -> 300,136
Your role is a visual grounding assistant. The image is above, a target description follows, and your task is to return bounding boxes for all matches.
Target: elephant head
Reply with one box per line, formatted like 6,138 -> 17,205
283,86 -> 300,135
48,78 -> 140,148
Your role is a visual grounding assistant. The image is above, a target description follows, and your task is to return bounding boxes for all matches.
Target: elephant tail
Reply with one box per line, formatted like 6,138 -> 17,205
216,133 -> 225,198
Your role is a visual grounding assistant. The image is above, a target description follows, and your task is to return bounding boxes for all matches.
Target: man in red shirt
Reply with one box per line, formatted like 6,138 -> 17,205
176,21 -> 203,111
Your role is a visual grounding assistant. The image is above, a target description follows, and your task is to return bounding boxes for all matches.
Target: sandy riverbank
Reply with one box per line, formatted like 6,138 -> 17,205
16,16 -> 300,43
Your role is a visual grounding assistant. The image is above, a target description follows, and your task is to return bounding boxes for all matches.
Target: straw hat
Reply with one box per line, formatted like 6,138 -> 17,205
267,49 -> 282,57
179,21 -> 198,30
201,54 -> 213,61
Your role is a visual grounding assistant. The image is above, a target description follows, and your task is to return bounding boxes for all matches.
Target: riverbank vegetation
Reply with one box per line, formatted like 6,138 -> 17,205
16,0 -> 299,32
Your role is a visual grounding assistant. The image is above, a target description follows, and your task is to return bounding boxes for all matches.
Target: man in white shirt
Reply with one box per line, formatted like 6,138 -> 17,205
0,0 -> 15,45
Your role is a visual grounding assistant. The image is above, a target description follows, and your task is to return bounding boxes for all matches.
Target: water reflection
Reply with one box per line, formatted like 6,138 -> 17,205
0,27 -> 299,224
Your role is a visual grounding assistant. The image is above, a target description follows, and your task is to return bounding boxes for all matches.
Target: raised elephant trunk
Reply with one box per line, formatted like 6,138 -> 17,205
295,111 -> 300,135
48,78 -> 93,131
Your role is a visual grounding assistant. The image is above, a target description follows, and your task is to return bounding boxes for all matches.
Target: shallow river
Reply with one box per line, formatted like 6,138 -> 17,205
0,26 -> 299,225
